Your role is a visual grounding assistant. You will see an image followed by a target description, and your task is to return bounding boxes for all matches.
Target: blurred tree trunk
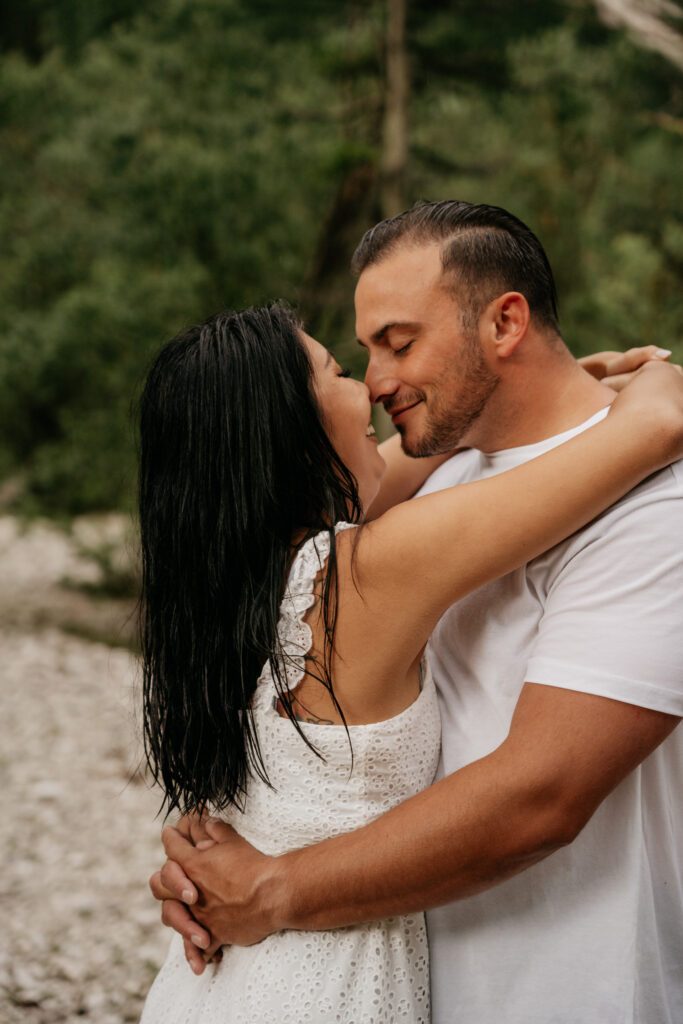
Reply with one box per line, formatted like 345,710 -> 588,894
380,0 -> 409,218
298,161 -> 377,347
301,0 -> 410,353
594,0 -> 683,70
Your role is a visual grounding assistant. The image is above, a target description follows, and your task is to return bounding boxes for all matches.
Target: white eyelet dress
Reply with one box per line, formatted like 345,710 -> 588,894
141,524 -> 442,1024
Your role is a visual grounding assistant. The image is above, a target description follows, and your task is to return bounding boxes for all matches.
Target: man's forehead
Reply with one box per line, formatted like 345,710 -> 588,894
357,241 -> 443,291
354,242 -> 450,335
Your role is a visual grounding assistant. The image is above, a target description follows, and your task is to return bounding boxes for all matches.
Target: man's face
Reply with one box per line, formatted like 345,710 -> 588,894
355,242 -> 500,456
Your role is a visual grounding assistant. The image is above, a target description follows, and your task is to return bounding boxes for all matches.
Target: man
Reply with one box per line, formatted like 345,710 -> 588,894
152,201 -> 683,1022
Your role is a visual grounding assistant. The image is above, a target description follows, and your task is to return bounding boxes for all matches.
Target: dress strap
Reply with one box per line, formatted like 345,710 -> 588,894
254,523 -> 356,702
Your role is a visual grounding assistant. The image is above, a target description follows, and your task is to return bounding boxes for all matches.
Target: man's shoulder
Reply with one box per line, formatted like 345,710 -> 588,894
653,457 -> 681,495
418,444 -> 683,507
603,457 -> 683,518
530,458 -> 683,584
415,449 -> 482,496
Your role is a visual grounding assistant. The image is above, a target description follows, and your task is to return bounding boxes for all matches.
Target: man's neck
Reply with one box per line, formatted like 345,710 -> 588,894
465,346 -> 616,453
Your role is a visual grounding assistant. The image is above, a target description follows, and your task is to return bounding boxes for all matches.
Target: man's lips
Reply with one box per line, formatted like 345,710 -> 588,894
388,399 -> 422,423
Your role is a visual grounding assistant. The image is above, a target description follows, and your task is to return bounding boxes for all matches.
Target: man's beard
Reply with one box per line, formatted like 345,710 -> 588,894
399,333 -> 500,457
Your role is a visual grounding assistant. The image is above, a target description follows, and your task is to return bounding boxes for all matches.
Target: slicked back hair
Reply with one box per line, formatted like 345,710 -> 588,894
351,200 -> 561,336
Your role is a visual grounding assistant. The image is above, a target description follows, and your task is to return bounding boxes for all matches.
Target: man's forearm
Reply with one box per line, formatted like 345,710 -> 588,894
269,749 -> 570,932
160,685 -> 676,947
154,741 -> 560,954
269,686 -> 678,932
167,739 -> 566,950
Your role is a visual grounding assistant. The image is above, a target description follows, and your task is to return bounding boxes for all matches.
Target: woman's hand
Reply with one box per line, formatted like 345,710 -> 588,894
609,360 -> 683,464
579,345 -> 671,391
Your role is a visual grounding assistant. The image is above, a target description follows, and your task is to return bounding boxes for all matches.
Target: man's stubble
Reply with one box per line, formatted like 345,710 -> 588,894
400,330 -> 501,458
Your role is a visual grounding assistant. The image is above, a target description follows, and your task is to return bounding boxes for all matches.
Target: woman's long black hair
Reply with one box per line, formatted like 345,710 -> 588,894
139,303 -> 362,816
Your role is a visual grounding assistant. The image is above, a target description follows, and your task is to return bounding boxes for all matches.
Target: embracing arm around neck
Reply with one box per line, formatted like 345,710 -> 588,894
349,361 -> 683,668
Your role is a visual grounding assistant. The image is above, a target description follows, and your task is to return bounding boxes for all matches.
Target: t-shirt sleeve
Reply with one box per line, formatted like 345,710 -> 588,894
525,463 -> 683,717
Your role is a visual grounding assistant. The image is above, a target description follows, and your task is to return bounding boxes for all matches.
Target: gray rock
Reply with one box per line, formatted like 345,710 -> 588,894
1,517 -> 169,1024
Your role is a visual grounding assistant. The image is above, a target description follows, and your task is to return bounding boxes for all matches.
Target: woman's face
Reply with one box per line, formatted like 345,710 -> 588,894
301,332 -> 386,512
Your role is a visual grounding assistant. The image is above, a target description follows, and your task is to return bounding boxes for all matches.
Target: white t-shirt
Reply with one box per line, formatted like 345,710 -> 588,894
416,409 -> 683,1024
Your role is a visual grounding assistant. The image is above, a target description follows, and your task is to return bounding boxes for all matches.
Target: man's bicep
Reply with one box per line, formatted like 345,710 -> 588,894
506,682 -> 680,837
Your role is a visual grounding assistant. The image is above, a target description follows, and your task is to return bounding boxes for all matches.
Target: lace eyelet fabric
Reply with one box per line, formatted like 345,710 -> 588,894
141,524 -> 442,1023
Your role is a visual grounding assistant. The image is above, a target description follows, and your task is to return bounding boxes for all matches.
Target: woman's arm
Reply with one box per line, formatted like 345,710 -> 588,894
353,362 -> 683,656
578,344 -> 671,387
366,346 -> 672,521
365,434 -> 459,519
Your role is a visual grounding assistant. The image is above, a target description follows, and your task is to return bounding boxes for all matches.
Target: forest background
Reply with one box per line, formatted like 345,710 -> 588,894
1,5 -> 682,1020
1,0 -> 683,517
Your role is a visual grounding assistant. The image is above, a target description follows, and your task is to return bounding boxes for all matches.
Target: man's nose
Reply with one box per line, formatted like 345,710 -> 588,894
364,358 -> 400,405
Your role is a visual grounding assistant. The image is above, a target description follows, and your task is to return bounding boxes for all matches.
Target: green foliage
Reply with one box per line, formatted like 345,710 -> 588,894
1,0 -> 682,513
0,0 -> 351,512
409,12 -> 683,359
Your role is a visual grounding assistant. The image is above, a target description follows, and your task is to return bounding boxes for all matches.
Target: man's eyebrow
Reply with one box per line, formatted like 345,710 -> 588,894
357,321 -> 420,347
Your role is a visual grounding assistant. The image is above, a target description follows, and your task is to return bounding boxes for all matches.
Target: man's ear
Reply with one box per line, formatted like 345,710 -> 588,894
482,292 -> 530,359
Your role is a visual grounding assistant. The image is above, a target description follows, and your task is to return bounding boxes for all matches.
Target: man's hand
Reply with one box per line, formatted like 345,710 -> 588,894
579,344 -> 671,391
149,812 -> 219,974
150,820 -> 282,974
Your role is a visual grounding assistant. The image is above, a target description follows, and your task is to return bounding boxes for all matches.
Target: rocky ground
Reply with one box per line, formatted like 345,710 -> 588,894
0,516 -> 170,1023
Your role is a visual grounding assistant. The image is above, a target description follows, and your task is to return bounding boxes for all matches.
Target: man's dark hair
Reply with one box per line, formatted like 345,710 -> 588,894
351,200 -> 561,335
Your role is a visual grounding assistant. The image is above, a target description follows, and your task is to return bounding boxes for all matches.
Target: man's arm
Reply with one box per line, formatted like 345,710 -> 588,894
154,683 -> 678,956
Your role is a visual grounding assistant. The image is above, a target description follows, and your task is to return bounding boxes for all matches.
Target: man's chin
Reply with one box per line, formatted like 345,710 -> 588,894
399,429 -> 443,460
400,421 -> 469,459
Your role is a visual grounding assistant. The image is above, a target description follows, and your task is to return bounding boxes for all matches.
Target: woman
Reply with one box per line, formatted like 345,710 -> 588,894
139,303 -> 683,1023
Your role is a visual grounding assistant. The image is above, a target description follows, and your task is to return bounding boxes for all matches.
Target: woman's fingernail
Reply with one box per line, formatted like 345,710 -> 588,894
182,889 -> 195,903
655,348 -> 672,358
191,933 -> 209,950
